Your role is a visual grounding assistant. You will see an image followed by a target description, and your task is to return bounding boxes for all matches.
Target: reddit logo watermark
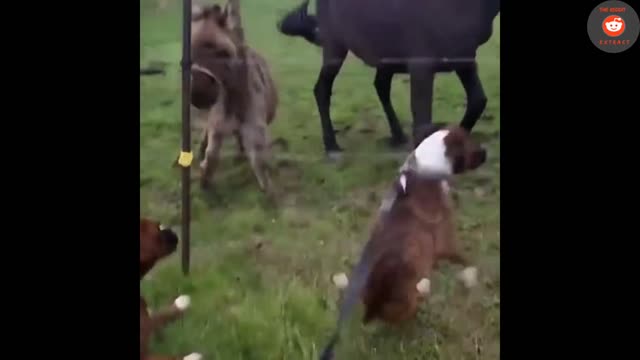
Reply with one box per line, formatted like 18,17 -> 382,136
603,16 -> 625,36
588,1 -> 639,53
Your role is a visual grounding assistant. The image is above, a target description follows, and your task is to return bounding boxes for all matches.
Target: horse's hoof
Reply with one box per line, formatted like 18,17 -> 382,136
389,134 -> 408,148
326,150 -> 344,163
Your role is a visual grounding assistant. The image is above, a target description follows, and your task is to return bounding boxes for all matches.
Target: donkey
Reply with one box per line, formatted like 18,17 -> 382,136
191,1 -> 279,193
278,0 -> 500,159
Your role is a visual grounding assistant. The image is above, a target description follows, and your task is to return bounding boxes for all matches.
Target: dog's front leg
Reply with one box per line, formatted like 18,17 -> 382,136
149,295 -> 191,333
440,252 -> 478,289
145,353 -> 202,360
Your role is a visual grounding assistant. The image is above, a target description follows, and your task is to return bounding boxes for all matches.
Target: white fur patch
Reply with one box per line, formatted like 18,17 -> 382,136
159,224 -> 167,231
458,267 -> 478,288
183,353 -> 203,360
174,295 -> 191,311
399,174 -> 407,193
413,130 -> 452,177
441,180 -> 450,194
416,278 -> 431,295
332,273 -> 349,289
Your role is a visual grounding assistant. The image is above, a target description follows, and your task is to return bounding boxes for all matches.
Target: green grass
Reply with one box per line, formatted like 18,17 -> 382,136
140,0 -> 500,359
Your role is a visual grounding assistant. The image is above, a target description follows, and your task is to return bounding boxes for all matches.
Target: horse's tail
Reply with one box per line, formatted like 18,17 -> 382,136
277,0 -> 321,46
318,240 -> 379,360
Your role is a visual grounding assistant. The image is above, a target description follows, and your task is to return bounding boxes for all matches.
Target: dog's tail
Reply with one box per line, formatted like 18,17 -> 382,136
319,239 -> 381,360
277,1 -> 321,46
319,181 -> 404,360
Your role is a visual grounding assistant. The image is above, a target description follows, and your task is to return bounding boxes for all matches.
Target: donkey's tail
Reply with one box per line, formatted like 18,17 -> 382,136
277,1 -> 321,46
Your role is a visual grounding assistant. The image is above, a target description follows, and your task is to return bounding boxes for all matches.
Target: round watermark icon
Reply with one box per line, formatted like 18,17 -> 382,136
587,1 -> 639,53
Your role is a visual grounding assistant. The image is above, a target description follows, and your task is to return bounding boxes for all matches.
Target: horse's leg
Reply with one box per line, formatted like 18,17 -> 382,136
408,64 -> 436,146
314,45 -> 348,159
374,66 -> 407,147
456,63 -> 487,132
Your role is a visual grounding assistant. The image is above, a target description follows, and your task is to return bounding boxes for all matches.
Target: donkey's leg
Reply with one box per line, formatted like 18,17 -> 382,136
198,130 -> 208,161
374,66 -> 407,147
199,130 -> 224,189
233,130 -> 246,164
408,64 -> 436,146
241,121 -> 273,194
456,63 -> 487,132
314,45 -> 348,158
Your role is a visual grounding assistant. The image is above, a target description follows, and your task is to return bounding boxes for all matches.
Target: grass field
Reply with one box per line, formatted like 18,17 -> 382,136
140,1 -> 500,359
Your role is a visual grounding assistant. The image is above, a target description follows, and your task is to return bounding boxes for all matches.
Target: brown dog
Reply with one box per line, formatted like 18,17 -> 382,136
140,218 -> 202,360
190,1 -> 279,193
320,125 -> 487,360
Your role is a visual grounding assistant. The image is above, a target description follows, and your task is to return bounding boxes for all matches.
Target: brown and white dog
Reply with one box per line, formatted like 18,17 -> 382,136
140,218 -> 202,360
320,124 -> 487,360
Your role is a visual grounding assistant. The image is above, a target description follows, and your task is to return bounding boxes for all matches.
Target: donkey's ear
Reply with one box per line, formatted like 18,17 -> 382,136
191,3 -> 204,20
220,2 -> 237,29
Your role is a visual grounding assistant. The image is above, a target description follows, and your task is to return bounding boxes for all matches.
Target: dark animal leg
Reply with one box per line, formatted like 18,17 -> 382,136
456,64 -> 487,132
408,65 -> 436,146
374,67 -> 407,147
314,46 -> 348,158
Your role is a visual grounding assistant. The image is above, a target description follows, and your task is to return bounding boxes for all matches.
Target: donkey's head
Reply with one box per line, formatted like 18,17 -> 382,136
190,2 -> 246,110
191,2 -> 240,59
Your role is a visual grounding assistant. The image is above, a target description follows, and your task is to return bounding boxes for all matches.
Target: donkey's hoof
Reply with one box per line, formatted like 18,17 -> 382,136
200,177 -> 212,190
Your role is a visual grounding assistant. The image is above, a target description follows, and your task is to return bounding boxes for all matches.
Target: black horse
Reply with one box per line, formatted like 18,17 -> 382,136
278,0 -> 500,158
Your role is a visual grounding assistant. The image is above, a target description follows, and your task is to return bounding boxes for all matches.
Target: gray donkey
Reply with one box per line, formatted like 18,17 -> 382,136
191,1 -> 279,194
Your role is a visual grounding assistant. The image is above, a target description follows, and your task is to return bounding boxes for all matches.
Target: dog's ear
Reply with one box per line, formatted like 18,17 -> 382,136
412,123 -> 446,149
140,219 -> 160,277
443,128 -> 487,174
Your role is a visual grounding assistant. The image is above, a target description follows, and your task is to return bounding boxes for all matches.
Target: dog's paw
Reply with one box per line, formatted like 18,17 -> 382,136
332,273 -> 349,289
416,278 -> 431,295
174,295 -> 191,311
458,267 -> 478,288
183,353 -> 203,360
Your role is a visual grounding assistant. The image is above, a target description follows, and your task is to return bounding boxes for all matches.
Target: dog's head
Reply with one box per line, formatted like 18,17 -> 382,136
409,123 -> 487,176
140,218 -> 179,279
